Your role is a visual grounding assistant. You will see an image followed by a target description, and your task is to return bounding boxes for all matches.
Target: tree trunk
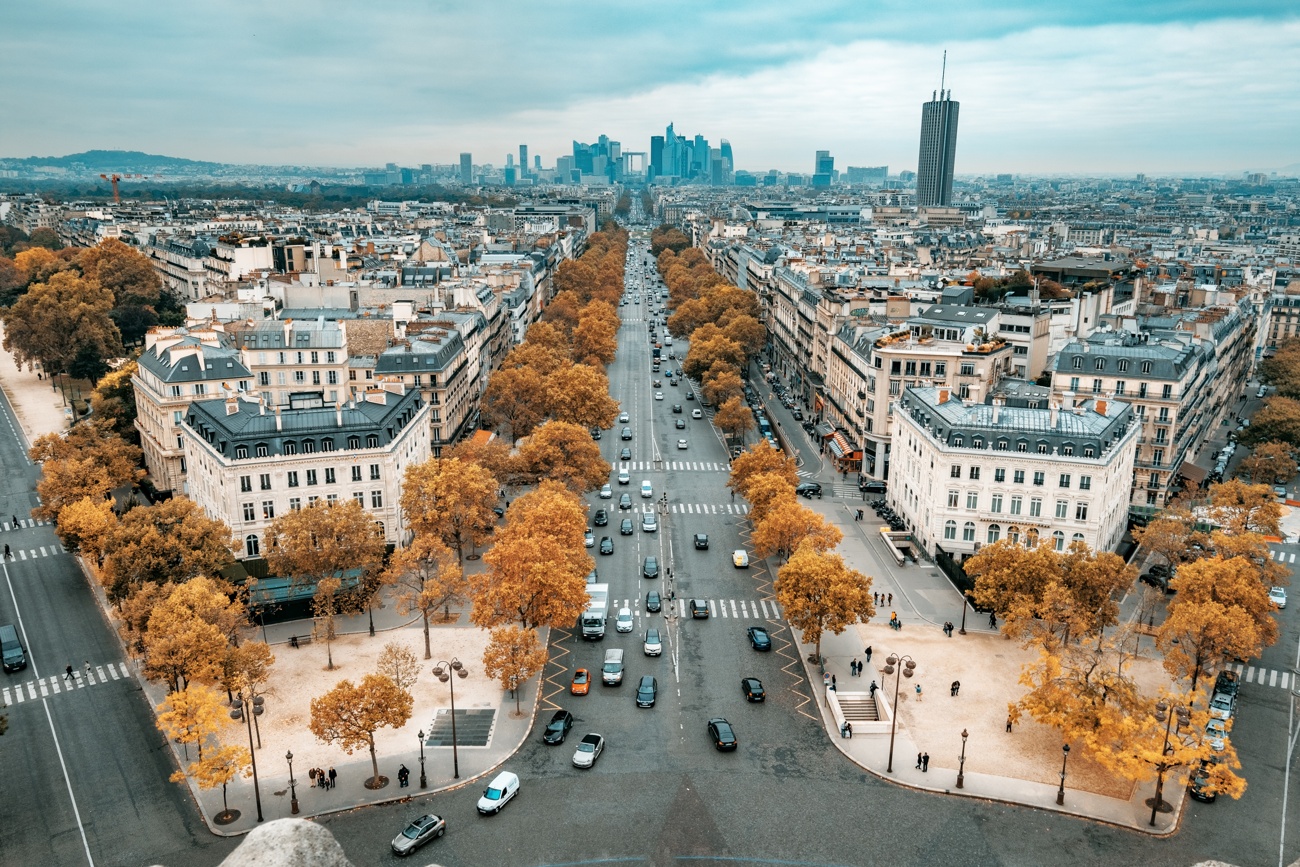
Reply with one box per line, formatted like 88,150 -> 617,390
221,782 -> 229,814
326,636 -> 334,670
368,737 -> 380,787
422,612 -> 432,659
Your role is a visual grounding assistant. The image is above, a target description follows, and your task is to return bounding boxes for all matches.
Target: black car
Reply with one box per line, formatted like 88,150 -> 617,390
861,480 -> 888,494
795,482 -> 822,499
620,518 -> 634,535
620,447 -> 632,461
747,626 -> 771,651
1139,572 -> 1174,594
694,533 -> 709,550
621,427 -> 633,440
542,709 -> 575,745
686,391 -> 694,400
643,555 -> 659,579
707,718 -> 738,751
391,814 -> 446,856
593,508 -> 608,526
741,677 -> 766,702
636,675 -> 658,707
619,493 -> 633,510
690,599 -> 710,619
590,427 -> 601,440
645,590 -> 662,613
1214,670 -> 1240,699
599,536 -> 614,555
672,404 -> 683,413
1189,759 -> 1219,803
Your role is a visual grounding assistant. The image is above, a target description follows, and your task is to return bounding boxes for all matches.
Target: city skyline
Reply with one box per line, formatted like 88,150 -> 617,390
2,2 -> 1298,175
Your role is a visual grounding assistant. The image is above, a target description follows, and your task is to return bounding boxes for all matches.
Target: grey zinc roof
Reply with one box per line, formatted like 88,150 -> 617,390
137,337 -> 251,384
912,305 -> 996,326
1050,335 -> 1201,380
374,331 -> 465,375
901,386 -> 1134,451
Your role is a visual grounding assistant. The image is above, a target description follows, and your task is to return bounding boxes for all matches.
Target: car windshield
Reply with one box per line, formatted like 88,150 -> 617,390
402,825 -> 423,839
485,787 -> 502,800
577,742 -> 594,752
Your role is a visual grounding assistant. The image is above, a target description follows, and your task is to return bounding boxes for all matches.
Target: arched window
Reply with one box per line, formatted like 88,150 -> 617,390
1072,533 -> 1086,546
962,522 -> 976,542
1072,356 -> 1083,370
245,534 -> 260,557
987,524 -> 1001,544
1094,358 -> 1105,371
283,440 -> 297,455
1025,528 -> 1039,548
1008,526 -> 1020,545
374,521 -> 386,538
1053,530 -> 1065,551
944,520 -> 957,540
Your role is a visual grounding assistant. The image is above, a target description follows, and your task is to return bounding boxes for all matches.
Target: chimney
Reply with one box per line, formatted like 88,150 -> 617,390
1095,399 -> 1108,416
938,388 -> 950,404
225,395 -> 239,416
992,398 -> 1003,424
337,404 -> 344,427
1049,402 -> 1059,428
274,404 -> 282,431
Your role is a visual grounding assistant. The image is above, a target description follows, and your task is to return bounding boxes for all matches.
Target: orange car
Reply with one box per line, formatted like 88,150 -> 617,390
570,668 -> 590,696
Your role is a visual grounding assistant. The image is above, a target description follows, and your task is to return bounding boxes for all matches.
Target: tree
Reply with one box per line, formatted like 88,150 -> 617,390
1238,441 -> 1297,485
309,674 -> 413,789
751,499 -> 842,563
682,331 -> 745,382
1168,555 -> 1279,658
401,457 -> 499,562
1156,599 -> 1263,692
775,541 -> 875,661
30,418 -> 144,524
13,246 -> 72,284
702,368 -> 744,407
0,256 -> 24,306
1241,396 -> 1300,449
98,499 -> 236,603
544,366 -> 620,431
1206,479 -> 1282,536
482,364 -> 548,439
28,227 -> 64,251
729,440 -> 799,498
156,684 -> 228,762
1133,509 -> 1197,570
714,396 -> 755,446
1258,338 -> 1300,399
143,596 -> 228,692
221,640 -> 275,705
90,362 -> 140,445
385,536 -> 467,658
482,625 -> 549,714
743,471 -> 799,525
513,421 -> 611,494
571,306 -> 619,365
1,270 -> 122,378
375,642 -> 421,692
265,499 -> 388,591
443,435 -> 512,483
187,743 -> 251,822
54,496 -> 116,561
78,237 -> 161,308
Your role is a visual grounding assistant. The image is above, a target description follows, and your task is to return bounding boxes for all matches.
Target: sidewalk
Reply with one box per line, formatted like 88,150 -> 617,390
0,320 -> 74,446
790,500 -> 1186,835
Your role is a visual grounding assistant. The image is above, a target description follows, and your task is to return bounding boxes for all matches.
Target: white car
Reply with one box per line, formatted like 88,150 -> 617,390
733,549 -> 750,568
584,529 -> 595,548
615,607 -> 634,633
644,627 -> 662,656
599,484 -> 612,499
641,480 -> 653,498
1209,692 -> 1235,721
655,392 -> 664,401
1270,586 -> 1287,609
677,439 -> 688,450
619,412 -> 629,423
642,512 -> 658,532
572,733 -> 604,768
1204,719 -> 1228,752
618,470 -> 631,485
692,409 -> 703,419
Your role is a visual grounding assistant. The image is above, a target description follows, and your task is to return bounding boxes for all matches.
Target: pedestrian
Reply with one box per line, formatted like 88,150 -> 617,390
398,765 -> 409,788
915,683 -> 923,701
328,767 -> 336,789
3,544 -> 9,559
873,591 -> 879,605
831,674 -> 837,691
11,515 -> 17,527
309,767 -> 317,786
65,664 -> 75,683
922,752 -> 930,772
852,659 -> 861,676
951,680 -> 960,697
888,593 -> 893,605
865,646 -> 872,663
989,612 -> 997,629
844,721 -> 853,739
916,752 -> 923,769
1006,716 -> 1014,733
869,679 -> 878,698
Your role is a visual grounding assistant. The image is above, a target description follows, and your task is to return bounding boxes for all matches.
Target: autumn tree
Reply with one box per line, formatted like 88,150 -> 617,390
751,499 -> 843,563
682,330 -> 745,382
729,440 -> 799,499
375,642 -> 421,692
743,472 -> 799,525
714,396 -> 756,446
1156,597 -> 1264,692
309,674 -> 414,789
482,625 -> 549,714
188,743 -> 251,823
572,305 -> 619,365
265,499 -> 387,590
482,364 -> 549,439
401,457 -> 499,562
702,368 -> 744,407
30,418 -> 144,525
385,536 -> 467,658
544,366 -> 620,431
98,499 -> 236,603
775,541 -> 875,661
1167,555 -> 1280,664
1241,396 -> 1300,449
1,270 -> 122,378
143,592 -> 228,692
1133,509 -> 1197,570
474,481 -> 593,630
1207,479 -> 1282,536
13,246 -> 74,284
1258,338 -> 1300,399
513,420 -> 611,494
54,496 -> 116,561
90,361 -> 140,445
156,684 -> 228,762
220,640 -> 275,705
443,435 -> 512,483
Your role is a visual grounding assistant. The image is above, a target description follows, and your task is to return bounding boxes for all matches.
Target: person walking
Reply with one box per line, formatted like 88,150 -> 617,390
916,752 -> 923,770
915,683 -> 923,701
864,646 -> 872,663
65,664 -> 75,683
328,767 -> 337,789
398,765 -> 409,788
950,680 -> 960,697
989,612 -> 998,629
1006,716 -> 1014,733
869,679 -> 878,698
921,752 -> 930,772
830,674 -> 837,691
3,544 -> 9,559
844,721 -> 853,739
888,593 -> 893,605
11,515 -> 18,527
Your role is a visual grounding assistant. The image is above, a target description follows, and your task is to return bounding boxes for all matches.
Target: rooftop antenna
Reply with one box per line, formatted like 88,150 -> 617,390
940,50 -> 947,99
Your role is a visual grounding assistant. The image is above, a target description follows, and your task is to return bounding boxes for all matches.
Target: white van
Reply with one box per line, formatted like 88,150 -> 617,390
601,648 -> 625,685
476,770 -> 520,815
640,480 -> 653,499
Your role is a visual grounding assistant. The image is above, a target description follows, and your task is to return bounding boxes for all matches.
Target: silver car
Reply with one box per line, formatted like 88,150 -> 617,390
644,627 -> 662,656
391,814 -> 446,856
572,733 -> 605,768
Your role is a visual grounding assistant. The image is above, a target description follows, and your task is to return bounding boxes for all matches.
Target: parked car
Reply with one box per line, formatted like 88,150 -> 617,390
542,709 -> 575,744
1270,586 -> 1288,609
1208,692 -> 1236,721
861,480 -> 888,494
391,814 -> 446,856
1204,719 -> 1228,752
572,733 -> 605,769
584,529 -> 595,548
1214,670 -> 1240,700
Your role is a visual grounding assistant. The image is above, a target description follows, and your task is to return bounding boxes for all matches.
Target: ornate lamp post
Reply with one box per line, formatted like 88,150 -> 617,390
1149,699 -> 1191,825
417,729 -> 427,788
1056,744 -> 1071,806
432,658 -> 469,779
956,728 -> 969,789
958,592 -> 970,635
229,691 -> 264,822
286,750 -> 298,815
882,653 -> 917,773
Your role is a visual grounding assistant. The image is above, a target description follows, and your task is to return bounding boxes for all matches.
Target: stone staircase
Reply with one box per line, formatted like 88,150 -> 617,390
836,693 -> 880,722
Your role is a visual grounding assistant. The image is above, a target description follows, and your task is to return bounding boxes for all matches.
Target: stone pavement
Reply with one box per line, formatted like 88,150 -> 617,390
0,320 -> 74,445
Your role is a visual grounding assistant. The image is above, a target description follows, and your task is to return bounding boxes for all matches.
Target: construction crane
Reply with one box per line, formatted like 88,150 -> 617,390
99,173 -> 152,204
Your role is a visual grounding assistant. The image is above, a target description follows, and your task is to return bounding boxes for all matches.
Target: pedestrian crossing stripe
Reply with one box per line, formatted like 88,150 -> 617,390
2,519 -> 51,532
5,543 -> 67,561
630,503 -> 750,515
1223,662 -> 1295,690
669,598 -> 782,620
1271,549 -> 1296,564
1,661 -> 132,705
618,461 -> 729,472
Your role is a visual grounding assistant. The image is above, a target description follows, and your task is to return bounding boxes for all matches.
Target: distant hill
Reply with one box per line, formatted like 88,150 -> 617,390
2,150 -> 223,171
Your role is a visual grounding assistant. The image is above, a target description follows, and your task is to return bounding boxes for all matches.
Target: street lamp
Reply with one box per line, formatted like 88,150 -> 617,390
1149,699 -> 1191,825
958,591 -> 970,635
882,653 -> 917,773
417,729 -> 427,788
956,729 -> 969,789
230,691 -> 264,822
286,750 -> 298,815
432,658 -> 469,779
1056,744 -> 1071,806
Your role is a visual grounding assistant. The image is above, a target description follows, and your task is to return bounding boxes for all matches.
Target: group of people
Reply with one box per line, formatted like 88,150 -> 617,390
941,621 -> 956,637
887,611 -> 902,630
308,767 -> 337,790
872,592 -> 893,606
397,765 -> 411,788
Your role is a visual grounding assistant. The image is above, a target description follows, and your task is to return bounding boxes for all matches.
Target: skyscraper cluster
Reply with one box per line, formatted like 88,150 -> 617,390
649,124 -> 732,185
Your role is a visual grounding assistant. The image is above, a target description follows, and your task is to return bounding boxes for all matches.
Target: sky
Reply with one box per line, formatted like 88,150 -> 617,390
2,1 -> 1298,176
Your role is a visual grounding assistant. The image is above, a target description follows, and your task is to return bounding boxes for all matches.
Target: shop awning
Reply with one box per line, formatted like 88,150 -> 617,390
1178,461 -> 1208,484
828,431 -> 853,458
814,422 -> 836,438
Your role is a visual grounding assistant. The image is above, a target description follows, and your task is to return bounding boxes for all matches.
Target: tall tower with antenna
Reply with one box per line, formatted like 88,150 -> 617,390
917,50 -> 960,207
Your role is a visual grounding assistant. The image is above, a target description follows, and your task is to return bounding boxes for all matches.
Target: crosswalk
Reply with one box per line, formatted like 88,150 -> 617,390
2,661 -> 132,706
676,598 -> 783,620
619,461 -> 729,472
2,543 -> 67,562
3,519 -> 51,532
1271,549 -> 1296,564
1221,662 -> 1297,691
667,503 -> 749,515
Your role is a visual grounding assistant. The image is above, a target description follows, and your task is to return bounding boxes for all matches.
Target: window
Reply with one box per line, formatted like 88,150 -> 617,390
1094,358 -> 1105,371
306,469 -> 318,486
289,497 -> 301,511
944,520 -> 957,540
1155,427 -> 1168,443
1053,531 -> 1066,551
1118,359 -> 1130,373
890,360 -> 902,375
996,439 -> 1008,451
240,475 -> 252,492
287,471 -> 299,487
294,371 -> 306,384
171,385 -> 183,397
236,445 -> 249,459
987,524 -> 1001,544
260,473 -> 271,490
1083,446 -> 1095,458
312,371 -> 321,385
1158,407 -> 1170,422
1072,533 -> 1085,545
311,351 -> 319,364
1010,496 -> 1023,515
994,468 -> 1006,482
991,494 -> 1003,513
1029,497 -> 1042,518
951,465 -> 962,478
920,362 -> 931,377
1115,380 -> 1126,395
1037,443 -> 1049,454
1162,384 -> 1172,399
1069,376 -> 1080,391
255,444 -> 268,457
1008,526 -> 1020,545
1061,445 -> 1074,456
1093,379 -> 1103,394
327,493 -> 339,505
1059,474 -> 1071,488
370,464 -> 381,480
966,491 -> 978,509
1139,383 -> 1148,398
905,361 -> 916,376
958,384 -> 970,400
366,435 -> 379,448
327,351 -> 336,363
325,468 -> 336,484
371,490 -> 383,508
172,410 -> 184,425
302,439 -> 315,453
1079,475 -> 1092,491
948,490 -> 960,508
327,370 -> 338,385
242,502 -> 255,521
1033,472 -> 1045,486
322,437 -> 334,452
348,436 -> 361,449
245,535 -> 260,557
1072,356 -> 1083,370
1075,503 -> 1089,521
954,436 -> 965,448
960,363 -> 975,376
351,466 -> 362,482
284,441 -> 297,455
262,501 -> 275,520
353,492 -> 365,506
1013,470 -> 1025,484
1025,528 -> 1039,548
308,495 -> 320,506
1017,441 -> 1028,453
962,522 -> 976,542
967,467 -> 980,482
1141,361 -> 1153,374
1153,448 -> 1164,466
935,362 -> 947,376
